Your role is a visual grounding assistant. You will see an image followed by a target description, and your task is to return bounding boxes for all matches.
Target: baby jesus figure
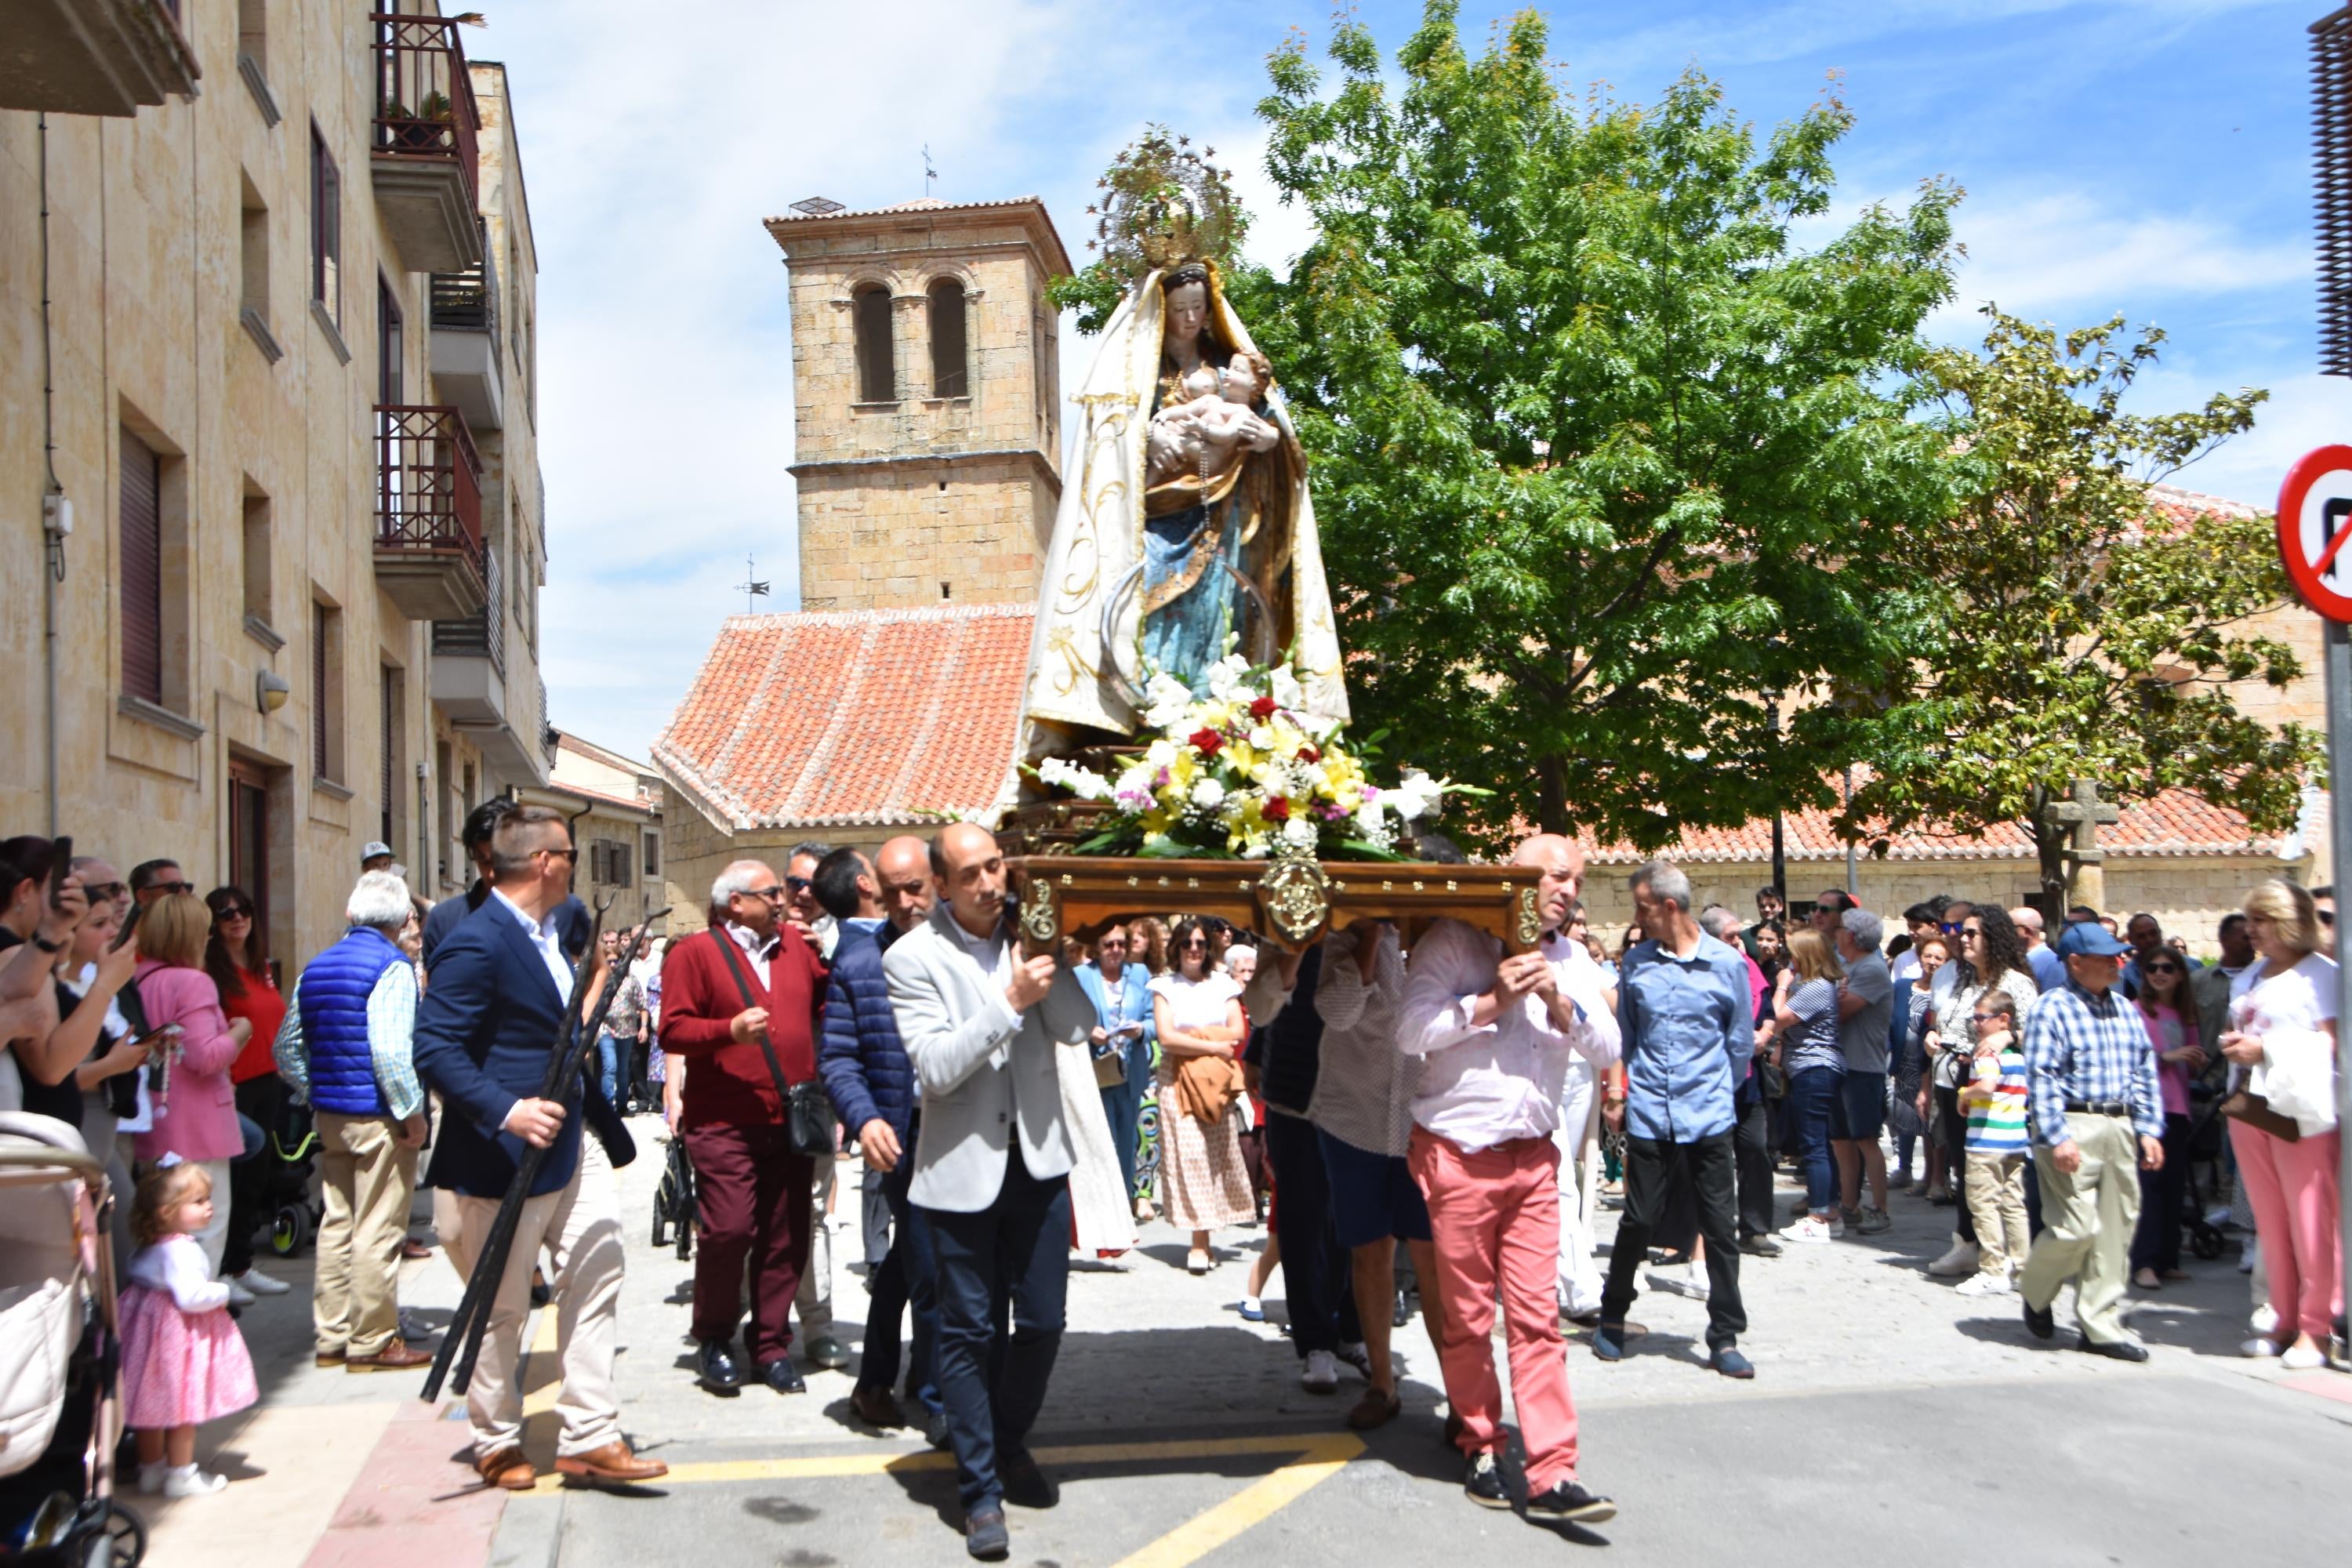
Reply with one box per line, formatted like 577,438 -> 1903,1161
1146,347 -> 1279,486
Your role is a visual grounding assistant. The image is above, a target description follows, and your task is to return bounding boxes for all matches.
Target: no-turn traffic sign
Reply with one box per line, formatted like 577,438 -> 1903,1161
2278,444 -> 2352,622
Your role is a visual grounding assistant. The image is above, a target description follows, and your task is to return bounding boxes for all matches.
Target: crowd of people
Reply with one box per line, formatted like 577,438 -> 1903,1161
4,815 -> 2343,1560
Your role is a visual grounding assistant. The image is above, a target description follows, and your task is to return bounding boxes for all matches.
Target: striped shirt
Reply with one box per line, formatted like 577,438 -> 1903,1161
272,960 -> 425,1120
2021,978 -> 2164,1146
1963,1049 -> 2030,1155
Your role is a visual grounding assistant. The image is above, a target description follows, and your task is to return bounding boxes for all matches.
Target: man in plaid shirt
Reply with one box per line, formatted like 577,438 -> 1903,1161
2016,920 -> 2165,1360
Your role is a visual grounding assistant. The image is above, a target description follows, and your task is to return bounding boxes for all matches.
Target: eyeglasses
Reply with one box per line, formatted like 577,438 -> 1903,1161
2146,962 -> 2181,975
2321,909 -> 2336,927
536,847 -> 578,862
741,885 -> 786,902
82,883 -> 126,904
1972,1011 -> 2005,1023
785,876 -> 812,894
216,906 -> 253,920
144,880 -> 194,898
1939,923 -> 1964,935
1180,939 -> 1209,951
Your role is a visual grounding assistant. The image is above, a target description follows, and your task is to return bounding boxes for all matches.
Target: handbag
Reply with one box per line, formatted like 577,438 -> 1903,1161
1759,1058 -> 1788,1102
707,928 -> 837,1160
2219,1087 -> 2302,1144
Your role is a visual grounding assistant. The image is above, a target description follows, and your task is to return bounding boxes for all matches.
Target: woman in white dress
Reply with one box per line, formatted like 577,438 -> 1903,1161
1150,917 -> 1254,1273
1056,938 -> 1138,1259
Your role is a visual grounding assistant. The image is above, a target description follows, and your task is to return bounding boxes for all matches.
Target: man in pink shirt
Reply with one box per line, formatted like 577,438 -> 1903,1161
1399,833 -> 1619,1528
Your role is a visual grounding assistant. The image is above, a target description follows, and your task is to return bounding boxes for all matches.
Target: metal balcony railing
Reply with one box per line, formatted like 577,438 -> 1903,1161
430,539 -> 503,673
376,404 -> 485,570
430,221 -> 500,336
371,12 -> 479,211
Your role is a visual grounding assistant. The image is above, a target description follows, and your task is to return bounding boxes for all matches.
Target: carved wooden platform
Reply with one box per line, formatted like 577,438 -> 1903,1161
1006,854 -> 1544,955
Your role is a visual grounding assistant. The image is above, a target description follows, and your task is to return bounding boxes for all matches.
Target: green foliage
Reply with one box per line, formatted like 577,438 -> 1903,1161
1236,2 -> 1965,852
1832,308 -> 2314,894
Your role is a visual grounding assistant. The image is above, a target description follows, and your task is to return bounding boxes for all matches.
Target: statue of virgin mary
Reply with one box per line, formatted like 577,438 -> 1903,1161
1017,258 -> 1349,760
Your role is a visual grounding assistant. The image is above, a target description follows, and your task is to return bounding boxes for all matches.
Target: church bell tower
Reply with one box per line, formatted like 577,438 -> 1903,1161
765,196 -> 1072,612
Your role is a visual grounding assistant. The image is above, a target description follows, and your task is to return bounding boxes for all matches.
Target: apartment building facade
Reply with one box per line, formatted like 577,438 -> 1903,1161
0,3 -> 553,974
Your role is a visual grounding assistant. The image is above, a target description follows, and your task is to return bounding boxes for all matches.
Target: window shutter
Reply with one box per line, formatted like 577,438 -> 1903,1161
615,841 -> 632,889
854,285 -> 894,402
119,426 -> 164,705
312,604 -> 328,777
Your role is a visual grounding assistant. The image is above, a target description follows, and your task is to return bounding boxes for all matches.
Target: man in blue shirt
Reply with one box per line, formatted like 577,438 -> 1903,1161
1595,859 -> 1755,1379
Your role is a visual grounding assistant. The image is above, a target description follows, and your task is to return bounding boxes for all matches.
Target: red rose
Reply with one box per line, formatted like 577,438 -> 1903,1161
1296,746 -> 1320,764
1189,728 -> 1225,756
1263,796 -> 1290,822
1248,695 -> 1278,721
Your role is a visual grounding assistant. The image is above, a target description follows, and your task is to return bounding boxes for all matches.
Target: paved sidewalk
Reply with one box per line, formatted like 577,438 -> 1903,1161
149,1122 -> 2352,1566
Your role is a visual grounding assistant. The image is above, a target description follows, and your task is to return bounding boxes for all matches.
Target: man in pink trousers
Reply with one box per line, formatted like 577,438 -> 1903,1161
1399,833 -> 1620,1528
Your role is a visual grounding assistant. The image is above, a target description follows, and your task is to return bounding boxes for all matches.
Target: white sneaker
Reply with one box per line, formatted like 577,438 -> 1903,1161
223,1279 -> 256,1308
2252,1302 -> 2281,1338
136,1461 -> 168,1495
1646,1265 -> 1710,1301
2281,1342 -> 2328,1370
1779,1216 -> 1835,1245
2240,1337 -> 2281,1358
162,1465 -> 227,1497
1953,1271 -> 2014,1298
1301,1348 -> 1340,1393
1926,1238 -> 1980,1278
1827,1212 -> 1847,1239
230,1268 -> 291,1297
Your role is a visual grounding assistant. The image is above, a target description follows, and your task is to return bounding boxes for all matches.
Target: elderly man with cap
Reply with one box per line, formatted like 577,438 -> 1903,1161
2016,920 -> 2165,1361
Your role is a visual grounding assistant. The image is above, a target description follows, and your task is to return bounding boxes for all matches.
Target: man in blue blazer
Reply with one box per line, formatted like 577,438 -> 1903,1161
1072,927 -> 1156,1210
411,804 -> 662,1494
815,837 -> 940,1436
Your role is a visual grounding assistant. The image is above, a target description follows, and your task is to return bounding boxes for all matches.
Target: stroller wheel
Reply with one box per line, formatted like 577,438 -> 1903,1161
270,1203 -> 310,1258
675,1219 -> 692,1262
98,1500 -> 147,1567
651,1205 -> 669,1249
2190,1223 -> 2226,1261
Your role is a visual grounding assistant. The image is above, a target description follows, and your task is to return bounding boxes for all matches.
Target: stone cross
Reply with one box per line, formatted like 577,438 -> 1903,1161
2042,778 -> 2121,910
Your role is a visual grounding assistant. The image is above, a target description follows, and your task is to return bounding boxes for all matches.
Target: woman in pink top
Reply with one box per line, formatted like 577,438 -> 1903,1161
132,892 -> 252,1274
2129,952 -> 2204,1290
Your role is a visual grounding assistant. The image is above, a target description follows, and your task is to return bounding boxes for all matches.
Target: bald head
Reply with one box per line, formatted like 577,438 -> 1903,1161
876,834 -> 935,934
1512,833 -> 1586,935
713,858 -> 782,936
2009,906 -> 2045,947
933,823 -> 1009,939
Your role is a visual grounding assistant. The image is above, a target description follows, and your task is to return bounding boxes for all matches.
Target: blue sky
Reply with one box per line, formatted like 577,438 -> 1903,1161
480,0 -> 2340,763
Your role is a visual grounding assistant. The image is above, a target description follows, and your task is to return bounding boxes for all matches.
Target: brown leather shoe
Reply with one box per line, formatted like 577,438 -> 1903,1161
554,1439 -> 668,1487
1346,1387 -> 1402,1431
314,1348 -> 346,1368
475,1446 -> 536,1491
848,1384 -> 904,1428
346,1337 -> 434,1372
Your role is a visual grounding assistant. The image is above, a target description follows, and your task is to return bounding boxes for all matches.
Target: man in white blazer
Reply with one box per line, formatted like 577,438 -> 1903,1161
884,822 -> 1094,1563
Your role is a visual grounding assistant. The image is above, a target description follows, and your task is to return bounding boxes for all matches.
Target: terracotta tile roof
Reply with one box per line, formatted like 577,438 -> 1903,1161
654,604 -> 1033,831
763,194 -> 1050,223
1576,785 -> 2298,865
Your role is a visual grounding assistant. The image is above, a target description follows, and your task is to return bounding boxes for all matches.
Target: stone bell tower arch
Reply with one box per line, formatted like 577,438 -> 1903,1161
764,196 -> 1073,612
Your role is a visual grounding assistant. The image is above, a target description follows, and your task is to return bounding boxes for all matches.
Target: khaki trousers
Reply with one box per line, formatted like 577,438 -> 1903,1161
2020,1112 -> 2143,1345
793,1152 -> 835,1337
1962,1150 -> 2031,1276
435,1133 -> 624,1460
314,1111 -> 419,1356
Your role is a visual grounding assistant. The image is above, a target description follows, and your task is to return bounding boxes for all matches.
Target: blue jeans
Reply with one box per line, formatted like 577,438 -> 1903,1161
595,1033 -> 622,1109
1099,1037 -> 1152,1200
1788,1065 -> 1843,1214
923,1145 -> 1071,1513
858,1114 -> 939,1417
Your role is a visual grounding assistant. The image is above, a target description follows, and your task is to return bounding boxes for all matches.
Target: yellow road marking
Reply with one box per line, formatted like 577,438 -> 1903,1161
542,1428 -> 1367,1557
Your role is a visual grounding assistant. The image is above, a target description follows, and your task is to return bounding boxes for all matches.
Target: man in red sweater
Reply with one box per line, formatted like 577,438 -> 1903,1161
657,858 -> 829,1395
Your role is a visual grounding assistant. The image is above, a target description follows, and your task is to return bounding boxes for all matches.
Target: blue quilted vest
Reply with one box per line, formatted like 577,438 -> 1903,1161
300,926 -> 408,1115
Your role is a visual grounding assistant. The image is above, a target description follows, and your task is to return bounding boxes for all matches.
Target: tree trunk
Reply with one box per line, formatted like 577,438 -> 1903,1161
2031,819 -> 2067,920
1535,753 -> 1569,836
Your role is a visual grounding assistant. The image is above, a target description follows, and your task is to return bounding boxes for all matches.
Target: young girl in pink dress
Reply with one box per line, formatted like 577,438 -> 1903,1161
120,1163 -> 258,1497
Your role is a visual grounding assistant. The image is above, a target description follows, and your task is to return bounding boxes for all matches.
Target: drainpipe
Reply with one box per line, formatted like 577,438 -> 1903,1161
37,113 -> 66,837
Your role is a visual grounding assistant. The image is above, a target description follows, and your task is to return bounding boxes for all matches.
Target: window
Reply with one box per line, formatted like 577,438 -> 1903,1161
643,833 -> 659,877
377,279 -> 404,405
240,486 -> 272,628
120,426 -> 164,706
311,598 -> 344,783
237,0 -> 266,71
379,666 -> 404,847
589,839 -> 633,889
239,173 -> 270,327
853,283 -> 894,402
310,128 -> 339,325
928,279 -> 968,397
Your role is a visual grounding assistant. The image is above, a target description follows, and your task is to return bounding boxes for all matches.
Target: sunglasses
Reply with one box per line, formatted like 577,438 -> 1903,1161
1180,939 -> 1209,951
1972,1011 -> 2007,1024
2146,962 -> 2181,975
216,906 -> 253,920
1940,922 -> 1965,935
83,882 -> 126,903
784,875 -> 815,894
2321,910 -> 2336,927
145,880 -> 194,897
741,885 -> 786,902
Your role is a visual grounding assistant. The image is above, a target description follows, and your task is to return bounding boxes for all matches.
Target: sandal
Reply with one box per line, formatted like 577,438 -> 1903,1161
1346,1387 -> 1402,1431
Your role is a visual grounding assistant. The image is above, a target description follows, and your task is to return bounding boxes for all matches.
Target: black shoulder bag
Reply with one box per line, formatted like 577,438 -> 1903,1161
708,928 -> 837,1158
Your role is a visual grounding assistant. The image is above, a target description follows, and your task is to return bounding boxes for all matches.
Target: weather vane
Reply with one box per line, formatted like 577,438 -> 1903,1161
733,554 -> 771,615
924,144 -> 937,199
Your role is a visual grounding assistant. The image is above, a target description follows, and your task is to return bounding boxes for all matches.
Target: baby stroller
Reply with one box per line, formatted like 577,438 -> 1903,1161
260,1094 -> 321,1261
0,1112 -> 143,1566
2174,1075 -> 2231,1261
649,1134 -> 695,1261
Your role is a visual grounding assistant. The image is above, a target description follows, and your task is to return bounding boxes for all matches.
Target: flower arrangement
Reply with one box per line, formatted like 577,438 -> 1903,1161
1031,652 -> 1469,862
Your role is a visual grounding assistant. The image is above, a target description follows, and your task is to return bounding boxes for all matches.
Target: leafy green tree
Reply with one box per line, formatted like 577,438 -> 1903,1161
1831,309 -> 2315,906
1215,2 -> 1965,851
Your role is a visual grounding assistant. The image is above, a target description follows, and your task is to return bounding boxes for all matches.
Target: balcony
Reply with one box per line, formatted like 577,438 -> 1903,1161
374,405 -> 487,622
0,0 -> 200,115
369,13 -> 483,274
429,230 -> 503,430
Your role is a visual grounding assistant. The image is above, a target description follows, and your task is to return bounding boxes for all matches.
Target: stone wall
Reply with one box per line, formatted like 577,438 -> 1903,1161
657,781 -> 906,936
795,452 -> 1055,610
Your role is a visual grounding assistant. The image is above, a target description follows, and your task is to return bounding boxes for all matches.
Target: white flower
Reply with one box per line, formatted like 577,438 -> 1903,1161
1355,800 -> 1388,842
1379,771 -> 1445,822
1205,652 -> 1254,703
1269,665 -> 1304,710
1143,670 -> 1196,731
1190,777 -> 1226,810
1281,816 -> 1319,851
1247,726 -> 1276,751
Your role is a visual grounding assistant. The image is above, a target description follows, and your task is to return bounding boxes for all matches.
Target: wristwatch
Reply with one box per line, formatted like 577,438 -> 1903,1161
30,931 -> 63,954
